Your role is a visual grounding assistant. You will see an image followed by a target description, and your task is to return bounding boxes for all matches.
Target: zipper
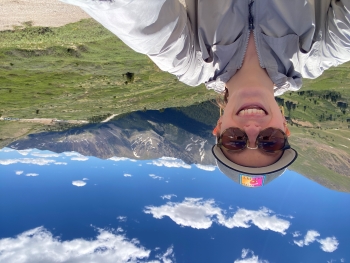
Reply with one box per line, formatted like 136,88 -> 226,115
239,33 -> 250,69
239,0 -> 254,68
249,0 -> 264,68
253,27 -> 263,68
248,0 -> 255,30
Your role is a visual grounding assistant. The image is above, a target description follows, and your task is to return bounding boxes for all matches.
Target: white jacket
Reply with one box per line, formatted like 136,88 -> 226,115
61,0 -> 350,95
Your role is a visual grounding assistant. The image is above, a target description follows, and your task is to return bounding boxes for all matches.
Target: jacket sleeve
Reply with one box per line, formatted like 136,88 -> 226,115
60,0 -> 202,86
307,0 -> 350,78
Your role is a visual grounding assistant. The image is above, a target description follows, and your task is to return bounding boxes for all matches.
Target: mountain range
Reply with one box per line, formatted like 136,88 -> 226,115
7,105 -> 217,165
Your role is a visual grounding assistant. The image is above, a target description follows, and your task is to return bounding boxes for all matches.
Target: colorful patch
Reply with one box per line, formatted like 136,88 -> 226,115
240,174 -> 265,187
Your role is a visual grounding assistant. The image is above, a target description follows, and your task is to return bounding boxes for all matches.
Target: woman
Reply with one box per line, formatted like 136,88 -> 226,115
61,0 -> 350,184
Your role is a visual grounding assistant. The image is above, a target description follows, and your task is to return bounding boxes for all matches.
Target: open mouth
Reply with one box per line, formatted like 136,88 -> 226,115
237,105 -> 267,116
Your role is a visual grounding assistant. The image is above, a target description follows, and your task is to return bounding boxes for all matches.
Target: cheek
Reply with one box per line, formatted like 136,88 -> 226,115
220,119 -> 235,132
220,112 -> 239,131
268,115 -> 285,130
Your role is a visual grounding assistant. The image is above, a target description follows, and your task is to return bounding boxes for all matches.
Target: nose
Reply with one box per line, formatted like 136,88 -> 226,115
243,124 -> 261,148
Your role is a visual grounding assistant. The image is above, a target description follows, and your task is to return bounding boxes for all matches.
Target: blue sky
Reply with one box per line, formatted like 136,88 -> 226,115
0,147 -> 349,263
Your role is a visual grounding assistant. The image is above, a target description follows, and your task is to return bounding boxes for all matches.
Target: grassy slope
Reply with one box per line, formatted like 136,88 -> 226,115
277,65 -> 350,191
279,64 -> 350,128
0,121 -> 45,148
0,19 -> 216,120
288,126 -> 350,192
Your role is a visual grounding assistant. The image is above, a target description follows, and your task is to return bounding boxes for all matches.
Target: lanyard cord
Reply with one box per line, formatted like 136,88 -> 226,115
248,0 -> 255,30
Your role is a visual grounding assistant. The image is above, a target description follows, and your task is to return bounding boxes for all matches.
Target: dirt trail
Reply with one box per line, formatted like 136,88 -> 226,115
0,0 -> 90,31
101,114 -> 119,123
0,0 -> 186,31
0,117 -> 88,125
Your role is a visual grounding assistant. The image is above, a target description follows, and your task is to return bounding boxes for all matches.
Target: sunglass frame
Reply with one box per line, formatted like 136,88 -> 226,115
216,127 -> 291,153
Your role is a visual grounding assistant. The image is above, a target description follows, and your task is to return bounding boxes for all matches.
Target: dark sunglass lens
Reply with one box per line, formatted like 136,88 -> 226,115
221,128 -> 247,150
258,128 -> 285,152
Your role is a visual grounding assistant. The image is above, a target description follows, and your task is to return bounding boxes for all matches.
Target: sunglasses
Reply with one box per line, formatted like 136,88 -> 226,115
217,127 -> 290,153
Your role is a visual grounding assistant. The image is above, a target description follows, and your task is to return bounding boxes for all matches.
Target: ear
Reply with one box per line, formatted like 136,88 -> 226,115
284,124 -> 291,137
212,117 -> 223,136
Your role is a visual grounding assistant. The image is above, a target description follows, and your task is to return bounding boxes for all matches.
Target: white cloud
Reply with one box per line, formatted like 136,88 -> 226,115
292,231 -> 301,237
72,180 -> 86,187
293,240 -> 304,247
293,230 -> 320,247
304,230 -> 320,245
124,174 -> 132,177
156,245 -> 175,263
161,195 -> 177,200
195,164 -> 216,171
0,226 -> 173,263
0,158 -> 56,166
293,230 -> 339,252
149,174 -> 163,180
234,249 -> 269,263
0,147 -> 32,155
26,173 -> 39,177
1,148 -> 14,152
83,178 -> 89,181
54,162 -> 67,165
109,157 -> 129,162
117,216 -> 127,222
17,149 -> 32,156
144,198 -> 218,229
341,258 -> 345,262
148,157 -> 191,169
15,171 -> 23,175
221,207 -> 290,234
31,152 -> 60,158
64,152 -> 81,157
241,249 -> 251,258
144,198 -> 290,234
71,156 -> 89,161
318,237 -> 339,253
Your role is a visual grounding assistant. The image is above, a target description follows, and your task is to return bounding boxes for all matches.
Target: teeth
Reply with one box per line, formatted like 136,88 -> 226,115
238,108 -> 266,116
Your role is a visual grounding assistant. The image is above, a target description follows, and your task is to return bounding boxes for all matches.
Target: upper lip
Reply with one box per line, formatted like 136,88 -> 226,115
236,103 -> 268,115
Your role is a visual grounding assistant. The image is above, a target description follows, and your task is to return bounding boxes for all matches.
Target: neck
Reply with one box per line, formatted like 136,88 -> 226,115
226,32 -> 274,98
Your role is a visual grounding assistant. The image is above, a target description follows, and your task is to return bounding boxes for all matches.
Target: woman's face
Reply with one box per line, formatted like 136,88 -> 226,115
219,85 -> 286,168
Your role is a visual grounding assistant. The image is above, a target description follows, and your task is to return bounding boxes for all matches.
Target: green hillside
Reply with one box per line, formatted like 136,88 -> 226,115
0,19 -> 216,121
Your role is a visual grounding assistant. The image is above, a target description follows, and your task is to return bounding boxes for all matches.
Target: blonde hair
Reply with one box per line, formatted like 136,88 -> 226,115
216,88 -> 229,111
213,88 -> 228,137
